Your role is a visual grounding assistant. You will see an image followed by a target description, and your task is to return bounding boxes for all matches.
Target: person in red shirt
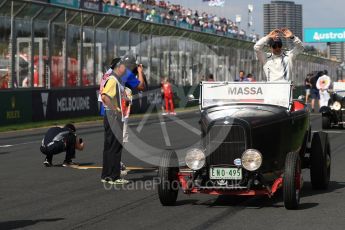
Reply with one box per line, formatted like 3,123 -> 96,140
160,78 -> 166,115
162,77 -> 176,115
0,73 -> 9,89
121,87 -> 132,143
33,65 -> 39,87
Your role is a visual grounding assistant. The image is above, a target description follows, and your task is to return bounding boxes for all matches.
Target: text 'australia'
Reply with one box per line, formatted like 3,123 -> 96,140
228,87 -> 263,95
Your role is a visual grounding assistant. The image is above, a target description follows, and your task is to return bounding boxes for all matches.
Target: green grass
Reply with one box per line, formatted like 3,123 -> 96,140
0,116 -> 102,133
0,106 -> 199,133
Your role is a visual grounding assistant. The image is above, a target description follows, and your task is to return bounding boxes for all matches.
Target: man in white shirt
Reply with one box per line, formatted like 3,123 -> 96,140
254,28 -> 304,82
316,71 -> 331,108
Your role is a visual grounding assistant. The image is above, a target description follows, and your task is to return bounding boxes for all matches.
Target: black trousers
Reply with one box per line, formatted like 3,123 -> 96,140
40,138 -> 76,163
101,110 -> 123,180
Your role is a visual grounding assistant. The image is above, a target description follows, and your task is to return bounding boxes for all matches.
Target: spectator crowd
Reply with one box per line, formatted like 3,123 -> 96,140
101,0 -> 258,41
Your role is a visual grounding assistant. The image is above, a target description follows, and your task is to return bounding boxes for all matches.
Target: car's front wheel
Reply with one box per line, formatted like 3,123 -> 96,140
158,150 -> 179,206
322,116 -> 331,129
283,152 -> 301,210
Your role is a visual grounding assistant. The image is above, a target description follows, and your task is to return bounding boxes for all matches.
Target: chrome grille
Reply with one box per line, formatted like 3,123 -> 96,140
207,125 -> 246,165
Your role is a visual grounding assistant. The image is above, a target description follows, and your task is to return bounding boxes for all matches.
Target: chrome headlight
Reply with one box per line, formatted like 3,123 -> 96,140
332,101 -> 341,111
185,148 -> 206,170
241,149 -> 262,171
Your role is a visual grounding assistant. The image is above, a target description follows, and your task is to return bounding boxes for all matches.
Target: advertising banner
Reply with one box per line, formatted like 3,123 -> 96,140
0,91 -> 32,125
80,0 -> 103,12
32,87 -> 99,121
103,4 -> 125,15
49,0 -> 80,9
127,11 -> 143,19
304,28 -> 345,43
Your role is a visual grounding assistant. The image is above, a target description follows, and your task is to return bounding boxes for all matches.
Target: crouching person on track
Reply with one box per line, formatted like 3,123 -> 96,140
40,124 -> 84,167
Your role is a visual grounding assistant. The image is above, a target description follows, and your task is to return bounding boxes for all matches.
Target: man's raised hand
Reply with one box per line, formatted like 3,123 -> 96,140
268,29 -> 281,39
281,28 -> 294,38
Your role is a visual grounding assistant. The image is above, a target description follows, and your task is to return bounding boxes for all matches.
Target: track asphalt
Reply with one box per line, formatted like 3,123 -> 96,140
0,112 -> 344,230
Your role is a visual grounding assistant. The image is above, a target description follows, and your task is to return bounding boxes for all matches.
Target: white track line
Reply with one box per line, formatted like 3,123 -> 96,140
158,113 -> 171,147
0,141 -> 40,148
136,103 -> 156,133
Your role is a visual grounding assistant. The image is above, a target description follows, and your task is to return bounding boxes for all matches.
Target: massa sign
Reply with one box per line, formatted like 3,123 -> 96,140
201,82 -> 292,108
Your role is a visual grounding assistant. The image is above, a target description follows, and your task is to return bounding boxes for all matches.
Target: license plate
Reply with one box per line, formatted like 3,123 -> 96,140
210,167 -> 242,180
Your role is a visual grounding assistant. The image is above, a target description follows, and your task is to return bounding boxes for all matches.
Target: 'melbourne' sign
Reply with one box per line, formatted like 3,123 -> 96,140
304,28 -> 345,43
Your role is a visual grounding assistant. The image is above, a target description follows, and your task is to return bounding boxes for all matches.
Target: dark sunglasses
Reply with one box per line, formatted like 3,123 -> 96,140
271,43 -> 282,49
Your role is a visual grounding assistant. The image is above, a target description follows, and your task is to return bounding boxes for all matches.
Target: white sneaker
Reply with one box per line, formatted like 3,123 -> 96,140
120,162 -> 126,171
121,170 -> 128,177
108,178 -> 130,185
162,112 -> 167,115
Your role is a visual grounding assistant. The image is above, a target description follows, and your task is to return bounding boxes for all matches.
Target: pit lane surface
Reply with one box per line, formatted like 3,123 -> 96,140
0,113 -> 344,230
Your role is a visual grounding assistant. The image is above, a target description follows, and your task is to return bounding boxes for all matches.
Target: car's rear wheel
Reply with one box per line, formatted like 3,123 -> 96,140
158,150 -> 179,206
283,152 -> 301,210
322,116 -> 331,129
310,132 -> 331,189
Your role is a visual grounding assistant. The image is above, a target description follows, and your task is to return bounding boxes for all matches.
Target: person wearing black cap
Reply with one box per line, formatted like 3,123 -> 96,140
119,55 -> 146,91
254,28 -> 304,82
40,123 -> 84,167
100,56 -> 131,185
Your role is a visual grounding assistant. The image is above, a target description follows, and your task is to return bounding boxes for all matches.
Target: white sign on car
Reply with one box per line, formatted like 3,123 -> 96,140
201,82 -> 292,109
333,82 -> 345,91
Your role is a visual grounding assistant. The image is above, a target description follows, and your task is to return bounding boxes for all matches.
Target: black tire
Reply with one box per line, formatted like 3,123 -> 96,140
322,116 -> 331,129
310,132 -> 331,189
158,150 -> 179,206
283,152 -> 301,210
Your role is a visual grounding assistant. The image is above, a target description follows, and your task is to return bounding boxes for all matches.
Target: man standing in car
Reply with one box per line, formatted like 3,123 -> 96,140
254,28 -> 304,82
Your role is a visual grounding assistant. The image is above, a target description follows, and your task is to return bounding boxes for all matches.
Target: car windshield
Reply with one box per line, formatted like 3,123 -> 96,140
335,90 -> 345,97
333,82 -> 345,97
201,81 -> 292,109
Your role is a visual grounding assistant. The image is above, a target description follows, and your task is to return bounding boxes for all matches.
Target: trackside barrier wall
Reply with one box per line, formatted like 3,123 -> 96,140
0,85 -> 311,126
0,90 -> 32,125
0,88 -> 99,125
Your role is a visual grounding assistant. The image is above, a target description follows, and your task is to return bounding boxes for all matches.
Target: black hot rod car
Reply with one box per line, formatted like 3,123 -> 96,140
158,82 -> 331,210
321,87 -> 345,129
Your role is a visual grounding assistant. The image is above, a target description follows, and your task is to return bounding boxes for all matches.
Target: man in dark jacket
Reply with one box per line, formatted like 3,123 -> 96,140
309,71 -> 323,112
40,124 -> 84,167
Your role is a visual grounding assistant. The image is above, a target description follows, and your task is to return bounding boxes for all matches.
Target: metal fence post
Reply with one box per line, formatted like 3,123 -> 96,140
47,8 -> 64,89
94,16 -> 105,86
30,6 -> 45,88
9,1 -> 14,88
64,11 -> 79,87
79,12 -> 83,87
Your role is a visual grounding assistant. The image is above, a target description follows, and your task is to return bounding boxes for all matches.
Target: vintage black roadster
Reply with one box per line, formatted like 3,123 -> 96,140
321,82 -> 345,129
158,82 -> 331,210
